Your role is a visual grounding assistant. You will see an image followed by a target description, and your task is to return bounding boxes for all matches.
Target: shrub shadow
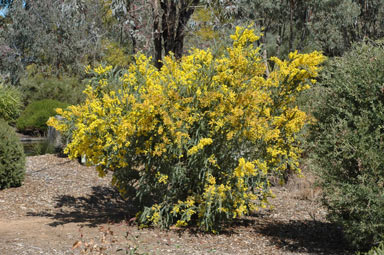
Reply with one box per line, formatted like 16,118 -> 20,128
27,186 -> 137,227
255,219 -> 351,254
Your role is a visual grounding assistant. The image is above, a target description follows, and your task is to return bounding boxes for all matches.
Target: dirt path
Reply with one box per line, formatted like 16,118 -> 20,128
0,218 -> 81,254
0,155 -> 350,255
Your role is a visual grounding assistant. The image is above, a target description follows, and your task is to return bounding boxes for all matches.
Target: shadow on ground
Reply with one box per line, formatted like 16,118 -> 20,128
256,219 -> 351,254
27,186 -> 136,227
25,185 -> 352,254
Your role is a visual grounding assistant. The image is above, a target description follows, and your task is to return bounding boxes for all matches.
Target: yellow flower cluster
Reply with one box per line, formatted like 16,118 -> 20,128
187,138 -> 213,156
48,25 -> 325,232
156,172 -> 168,184
94,65 -> 113,75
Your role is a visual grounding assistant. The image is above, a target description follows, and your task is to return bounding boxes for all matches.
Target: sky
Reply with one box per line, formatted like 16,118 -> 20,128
0,7 -> 9,17
0,1 -> 26,17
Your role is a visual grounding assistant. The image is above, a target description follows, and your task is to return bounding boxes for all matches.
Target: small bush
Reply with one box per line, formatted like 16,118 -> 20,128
0,119 -> 26,189
309,42 -> 384,250
17,99 -> 69,134
0,84 -> 22,124
23,140 -> 56,156
49,26 -> 325,232
19,73 -> 86,106
361,242 -> 384,255
101,39 -> 131,68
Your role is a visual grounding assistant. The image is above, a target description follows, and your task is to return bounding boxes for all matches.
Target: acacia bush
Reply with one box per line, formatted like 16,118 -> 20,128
0,119 -> 25,189
309,42 -> 384,250
49,26 -> 325,231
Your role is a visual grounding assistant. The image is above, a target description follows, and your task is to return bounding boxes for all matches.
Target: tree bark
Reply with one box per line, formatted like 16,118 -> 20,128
152,0 -> 199,69
289,0 -> 294,52
171,0 -> 198,59
152,0 -> 162,69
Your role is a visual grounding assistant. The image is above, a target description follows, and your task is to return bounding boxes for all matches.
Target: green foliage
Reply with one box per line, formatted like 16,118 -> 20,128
307,0 -> 361,56
187,5 -> 236,51
0,84 -> 22,124
361,242 -> 384,255
23,140 -> 56,156
0,119 -> 25,190
238,0 -> 384,58
101,39 -> 132,68
0,0 -> 120,82
19,72 -> 86,106
17,99 -> 69,134
309,42 -> 384,250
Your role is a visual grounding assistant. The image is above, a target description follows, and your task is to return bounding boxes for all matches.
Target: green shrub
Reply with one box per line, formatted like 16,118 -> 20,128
360,242 -> 384,255
309,42 -> 384,250
0,84 -> 22,124
19,73 -> 86,106
23,140 -> 56,156
0,119 -> 26,189
17,99 -> 69,134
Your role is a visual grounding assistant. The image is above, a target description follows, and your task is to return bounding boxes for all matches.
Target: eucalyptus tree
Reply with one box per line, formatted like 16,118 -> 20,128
0,0 -> 107,83
238,0 -> 384,58
0,0 -> 12,16
110,0 -> 241,68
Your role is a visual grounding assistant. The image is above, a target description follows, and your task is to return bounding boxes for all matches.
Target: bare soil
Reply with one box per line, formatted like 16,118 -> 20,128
0,154 -> 351,254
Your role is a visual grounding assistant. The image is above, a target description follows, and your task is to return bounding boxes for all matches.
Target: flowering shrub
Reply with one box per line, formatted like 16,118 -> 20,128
48,26 -> 325,231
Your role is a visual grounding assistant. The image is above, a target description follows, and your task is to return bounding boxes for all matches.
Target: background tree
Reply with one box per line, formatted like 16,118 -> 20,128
0,0 -> 134,83
115,0 -> 240,68
238,0 -> 384,58
151,0 -> 200,68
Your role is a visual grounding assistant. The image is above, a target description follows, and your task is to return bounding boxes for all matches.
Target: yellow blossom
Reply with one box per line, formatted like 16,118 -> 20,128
47,26 -> 325,232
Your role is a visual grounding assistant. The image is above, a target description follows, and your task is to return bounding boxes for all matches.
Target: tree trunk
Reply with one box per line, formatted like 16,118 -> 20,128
171,0 -> 198,59
289,0 -> 294,52
152,0 -> 162,69
152,0 -> 199,69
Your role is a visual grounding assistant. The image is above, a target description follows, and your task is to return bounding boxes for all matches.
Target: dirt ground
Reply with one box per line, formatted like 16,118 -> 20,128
0,154 -> 351,255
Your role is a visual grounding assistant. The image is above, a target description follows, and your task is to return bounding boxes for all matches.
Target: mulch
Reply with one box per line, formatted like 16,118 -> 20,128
0,154 -> 351,254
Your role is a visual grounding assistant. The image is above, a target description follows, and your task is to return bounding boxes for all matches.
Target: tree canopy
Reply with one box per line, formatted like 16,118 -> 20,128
1,0 -> 383,83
